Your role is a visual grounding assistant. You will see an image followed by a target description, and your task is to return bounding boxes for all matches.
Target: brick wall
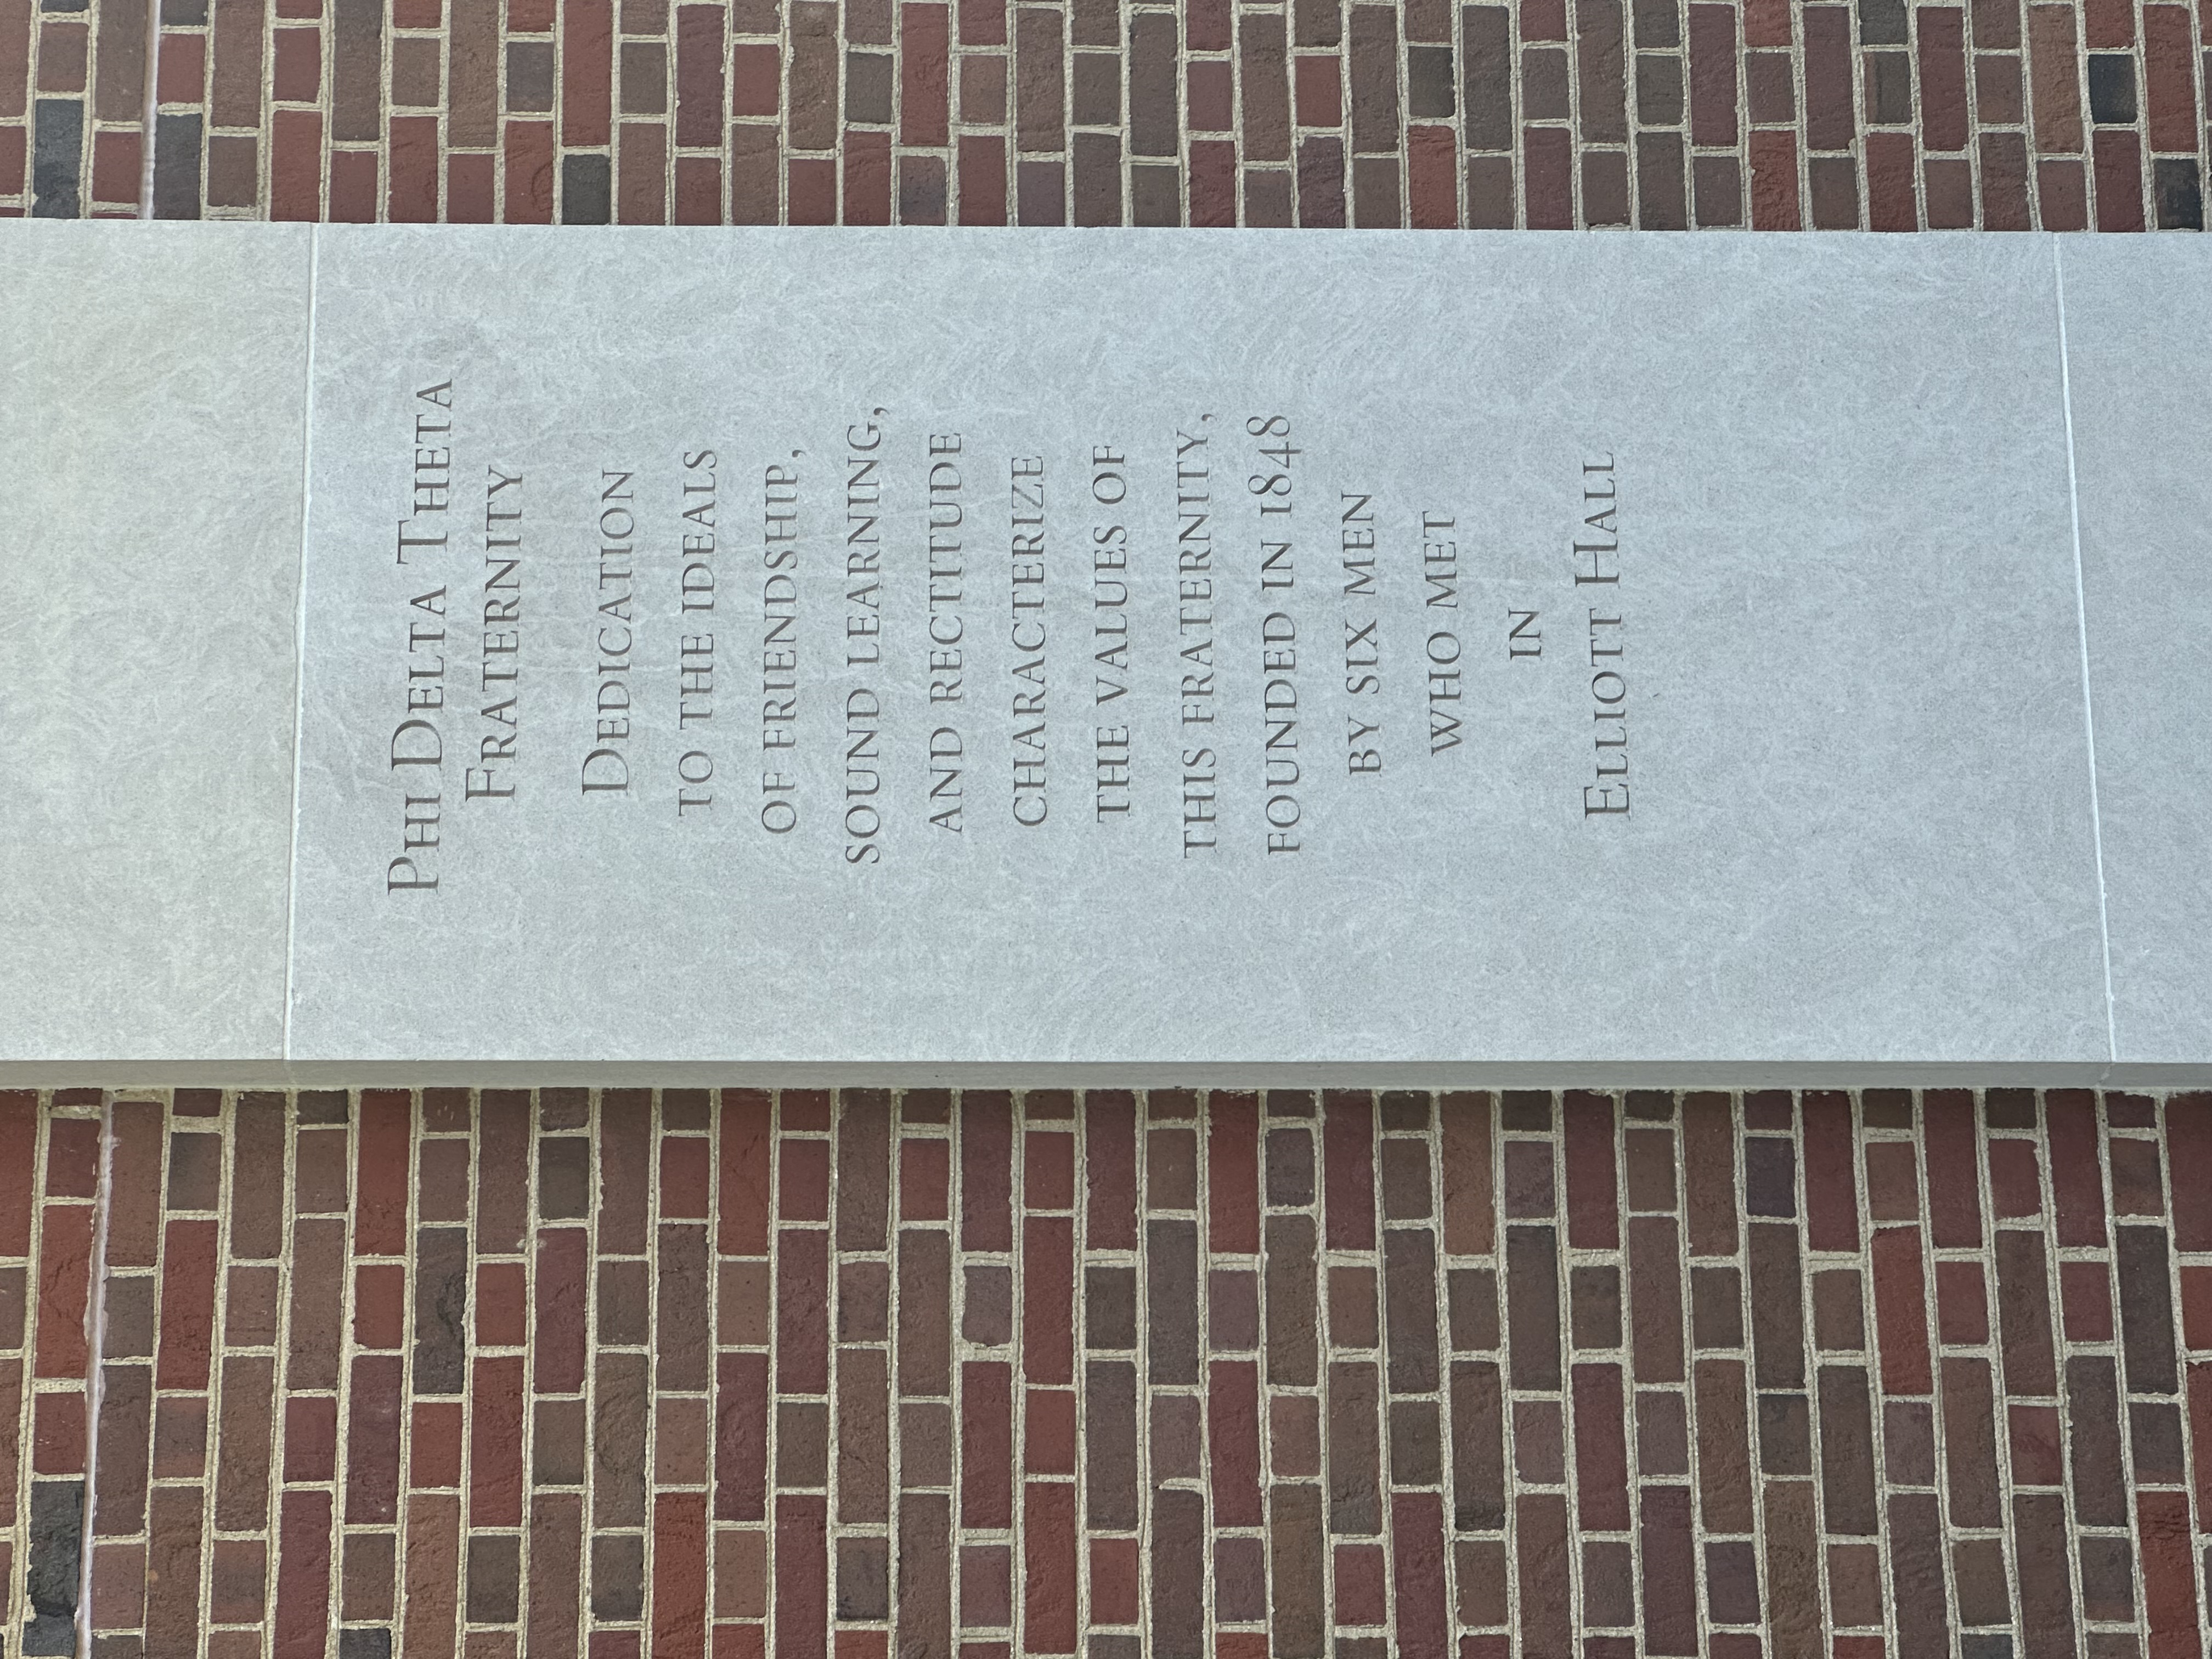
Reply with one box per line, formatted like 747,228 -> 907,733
4,1084 -> 2210,1655
2,0 -> 2207,224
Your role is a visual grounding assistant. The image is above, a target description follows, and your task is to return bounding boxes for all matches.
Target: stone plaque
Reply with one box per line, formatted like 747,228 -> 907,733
2,224 -> 2205,1083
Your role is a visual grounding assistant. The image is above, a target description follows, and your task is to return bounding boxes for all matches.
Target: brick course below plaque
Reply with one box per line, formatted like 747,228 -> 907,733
3,1084 -> 2210,1653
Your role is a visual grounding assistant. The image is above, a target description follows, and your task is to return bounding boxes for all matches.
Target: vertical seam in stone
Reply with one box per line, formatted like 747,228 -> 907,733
279,223 -> 319,1067
2049,239 -> 2119,1068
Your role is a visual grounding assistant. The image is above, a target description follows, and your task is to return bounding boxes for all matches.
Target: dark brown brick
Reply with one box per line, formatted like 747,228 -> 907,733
1747,1221 -> 1804,1389
2117,1223 -> 2179,1395
2066,1355 -> 2127,1527
1265,1214 -> 1318,1386
1383,1229 -> 1439,1391
1505,1224 -> 1561,1391
1681,1094 -> 1736,1254
1324,1361 -> 1381,1534
1995,1229 -> 2058,1395
1887,1491 -> 1951,1654
1692,1358 -> 1752,1532
1817,1365 -> 1877,1534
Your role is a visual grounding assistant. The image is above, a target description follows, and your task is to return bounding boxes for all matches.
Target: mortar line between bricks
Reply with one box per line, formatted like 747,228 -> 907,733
2049,238 -> 2121,1071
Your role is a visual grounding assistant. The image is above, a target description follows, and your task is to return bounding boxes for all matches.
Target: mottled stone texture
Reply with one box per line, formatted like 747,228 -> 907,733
0,0 -> 2206,224
4,1084 -> 2211,1653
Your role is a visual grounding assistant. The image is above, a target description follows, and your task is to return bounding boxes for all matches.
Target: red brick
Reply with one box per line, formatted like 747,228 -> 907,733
718,1091 -> 773,1254
340,1091 -> 403,1255
386,112 -> 438,218
715,1350 -> 769,1521
1208,1094 -> 1261,1252
780,1091 -> 832,1133
901,1139 -> 949,1221
1081,1093 -> 1136,1248
535,1226 -> 588,1391
106,1100 -> 163,1267
1022,1216 -> 1073,1384
2007,1401 -> 2062,1486
1871,1227 -> 1932,1395
33,1203 -> 92,1379
1209,1358 -> 1263,1525
1687,2 -> 1738,144
1025,1127 -> 1076,1213
1864,1140 -> 1921,1217
1324,1091 -> 1376,1250
407,1407 -> 458,1495
1440,1093 -> 1495,1255
2137,1489 -> 2199,1644
1995,1230 -> 2058,1395
45,1114 -> 100,1199
284,1393 -> 337,1483
1075,1537 -> 1134,1626
403,1492 -> 460,1654
1803,4 -> 1854,146
1866,130 -> 1917,228
0,1099 -> 41,1245
1680,1093 -> 1736,1254
673,154 -> 721,221
1389,1492 -> 1448,1658
214,1355 -> 275,1533
1748,127 -> 1799,226
471,1354 -> 524,1521
470,1260 -> 523,1348
2059,1259 -> 2113,1341
2047,1091 -> 2106,1243
1335,1539 -> 1388,1624
294,1125 -> 350,1215
654,1491 -> 709,1658
675,2 -> 724,143
1149,1126 -> 1198,1209
1562,1092 -> 1618,1249
837,1091 -> 893,1246
274,1488 -> 332,1659
778,1226 -> 829,1392
775,1494 -> 828,1658
351,1260 -> 403,1350
92,1538 -> 146,1629
564,0 -> 613,142
1017,1386 -> 1072,1475
731,41 -> 778,114
347,1353 -> 403,1522
1935,1260 -> 1988,1345
957,132 -> 1007,223
1987,1139 -> 2041,1217
2184,1266 -> 2212,1349
901,1 -> 949,143
2036,155 -> 2086,228
962,1361 -> 1013,1526
2026,4 -> 2084,149
2085,0 -> 2132,44
1741,0 -> 1788,39
2170,1095 -> 2212,1250
1917,7 -> 1969,150
1021,1481 -> 1076,1651
1801,1092 -> 1858,1250
1920,1090 -> 1981,1245
660,1134 -> 711,1220
1571,1363 -> 1630,1530
33,1388 -> 84,1472
961,1093 -> 1014,1250
209,1538 -> 267,1624
2111,1137 -> 2165,1215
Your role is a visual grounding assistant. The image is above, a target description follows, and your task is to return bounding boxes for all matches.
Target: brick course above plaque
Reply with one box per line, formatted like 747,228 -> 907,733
1,0 -> 2207,227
